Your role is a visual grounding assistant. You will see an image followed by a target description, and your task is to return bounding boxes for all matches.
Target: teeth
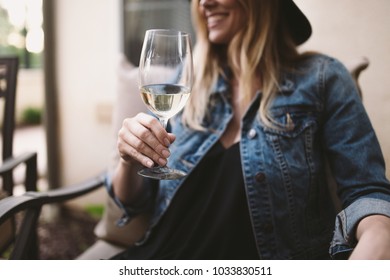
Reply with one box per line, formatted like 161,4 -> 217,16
207,14 -> 225,26
208,14 -> 224,21
209,14 -> 225,20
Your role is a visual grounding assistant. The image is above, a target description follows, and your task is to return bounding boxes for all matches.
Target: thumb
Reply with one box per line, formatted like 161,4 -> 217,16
167,133 -> 176,144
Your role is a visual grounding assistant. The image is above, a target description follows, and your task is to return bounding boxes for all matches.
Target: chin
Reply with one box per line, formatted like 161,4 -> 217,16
208,34 -> 228,44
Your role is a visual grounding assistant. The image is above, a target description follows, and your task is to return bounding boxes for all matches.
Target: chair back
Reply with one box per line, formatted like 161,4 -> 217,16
0,56 -> 19,256
0,56 -> 19,194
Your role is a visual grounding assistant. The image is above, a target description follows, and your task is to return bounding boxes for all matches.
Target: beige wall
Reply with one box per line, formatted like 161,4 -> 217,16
295,0 -> 390,177
15,69 -> 44,124
55,0 -> 121,190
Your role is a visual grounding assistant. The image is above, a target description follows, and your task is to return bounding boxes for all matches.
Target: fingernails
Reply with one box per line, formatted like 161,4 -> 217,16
158,158 -> 167,166
164,138 -> 170,147
146,160 -> 154,168
162,149 -> 170,158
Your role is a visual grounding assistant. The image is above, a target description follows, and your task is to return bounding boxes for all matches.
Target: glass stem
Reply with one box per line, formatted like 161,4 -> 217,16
158,117 -> 169,168
159,117 -> 169,130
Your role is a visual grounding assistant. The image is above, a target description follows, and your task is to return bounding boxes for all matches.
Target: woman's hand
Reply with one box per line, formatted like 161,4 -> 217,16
117,113 -> 176,168
349,214 -> 390,259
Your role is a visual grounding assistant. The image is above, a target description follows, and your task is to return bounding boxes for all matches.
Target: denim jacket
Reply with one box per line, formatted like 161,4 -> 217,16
109,54 -> 390,259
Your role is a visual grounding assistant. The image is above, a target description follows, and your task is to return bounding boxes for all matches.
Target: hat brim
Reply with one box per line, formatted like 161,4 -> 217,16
281,0 -> 312,45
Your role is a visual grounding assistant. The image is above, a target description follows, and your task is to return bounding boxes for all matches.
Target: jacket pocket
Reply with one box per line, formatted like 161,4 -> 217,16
262,107 -> 318,138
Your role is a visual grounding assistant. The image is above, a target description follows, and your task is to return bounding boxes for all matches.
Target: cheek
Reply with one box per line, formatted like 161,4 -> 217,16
232,9 -> 247,31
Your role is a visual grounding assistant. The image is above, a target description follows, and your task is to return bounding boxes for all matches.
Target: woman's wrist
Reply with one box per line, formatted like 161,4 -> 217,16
349,215 -> 390,259
112,158 -> 144,204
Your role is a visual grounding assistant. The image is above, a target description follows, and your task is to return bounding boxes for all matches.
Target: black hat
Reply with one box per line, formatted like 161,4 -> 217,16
281,0 -> 312,45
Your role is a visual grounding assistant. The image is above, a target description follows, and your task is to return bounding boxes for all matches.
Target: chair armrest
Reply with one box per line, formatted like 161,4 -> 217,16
0,152 -> 37,174
0,171 -> 106,224
0,171 -> 106,259
0,151 -> 38,193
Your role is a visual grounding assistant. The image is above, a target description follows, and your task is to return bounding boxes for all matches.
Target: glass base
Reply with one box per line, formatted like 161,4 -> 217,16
138,166 -> 187,180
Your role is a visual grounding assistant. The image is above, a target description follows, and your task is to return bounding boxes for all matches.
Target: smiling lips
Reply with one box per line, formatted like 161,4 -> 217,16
206,13 -> 228,29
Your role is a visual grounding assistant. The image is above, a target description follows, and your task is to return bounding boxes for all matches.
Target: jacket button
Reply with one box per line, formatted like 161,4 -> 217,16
255,172 -> 266,182
247,128 -> 257,139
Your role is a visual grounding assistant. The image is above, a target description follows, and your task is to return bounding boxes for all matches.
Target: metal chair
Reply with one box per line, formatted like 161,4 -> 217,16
0,56 -> 38,258
0,173 -> 105,259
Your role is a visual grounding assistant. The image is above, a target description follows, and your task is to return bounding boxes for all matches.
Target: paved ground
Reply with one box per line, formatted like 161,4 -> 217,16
12,125 -> 48,194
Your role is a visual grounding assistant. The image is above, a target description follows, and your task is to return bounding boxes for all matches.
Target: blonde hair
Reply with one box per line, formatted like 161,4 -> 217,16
183,0 -> 301,130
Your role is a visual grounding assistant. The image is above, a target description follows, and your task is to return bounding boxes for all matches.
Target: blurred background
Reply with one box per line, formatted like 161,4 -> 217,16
0,0 -> 390,257
0,0 -> 195,204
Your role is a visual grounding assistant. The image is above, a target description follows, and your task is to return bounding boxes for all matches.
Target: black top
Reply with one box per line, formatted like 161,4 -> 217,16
112,141 -> 259,260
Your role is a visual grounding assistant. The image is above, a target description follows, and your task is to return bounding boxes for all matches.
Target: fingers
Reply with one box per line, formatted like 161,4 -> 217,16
117,113 -> 174,168
136,114 -> 172,147
167,133 -> 176,144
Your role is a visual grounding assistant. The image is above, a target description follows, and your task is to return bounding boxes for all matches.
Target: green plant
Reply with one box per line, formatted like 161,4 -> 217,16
20,106 -> 42,125
84,204 -> 104,219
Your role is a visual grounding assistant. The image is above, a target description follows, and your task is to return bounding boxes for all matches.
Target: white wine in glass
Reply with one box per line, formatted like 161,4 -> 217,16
138,29 -> 193,180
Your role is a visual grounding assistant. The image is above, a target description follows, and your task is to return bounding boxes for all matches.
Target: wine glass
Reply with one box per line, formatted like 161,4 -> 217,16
138,29 -> 193,180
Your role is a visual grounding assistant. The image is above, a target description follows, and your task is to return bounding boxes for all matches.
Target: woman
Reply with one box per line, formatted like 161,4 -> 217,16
109,0 -> 390,259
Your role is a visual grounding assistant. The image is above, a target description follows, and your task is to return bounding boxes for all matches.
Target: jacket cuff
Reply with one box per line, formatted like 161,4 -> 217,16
329,197 -> 390,259
104,173 -> 152,227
